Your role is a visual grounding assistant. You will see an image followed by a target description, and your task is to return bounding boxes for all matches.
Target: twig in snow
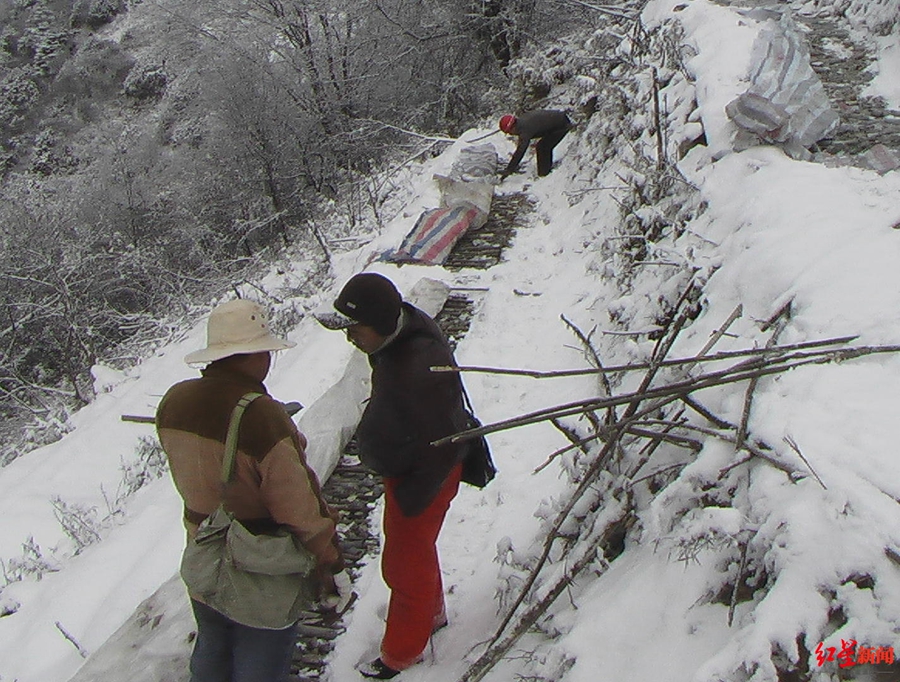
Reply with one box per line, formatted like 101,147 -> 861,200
680,395 -> 734,429
728,538 -> 751,627
55,621 -> 89,658
434,343 -> 900,448
481,285 -> 697,654
356,117 -> 455,142
784,436 -> 827,490
556,0 -> 640,21
738,314 -> 787,446
431,335 -> 859,379
535,423 -> 601,474
761,298 -> 793,332
628,460 -> 691,488
651,66 -> 665,170
458,525 -> 617,682
560,314 -> 614,425
696,304 -> 743,357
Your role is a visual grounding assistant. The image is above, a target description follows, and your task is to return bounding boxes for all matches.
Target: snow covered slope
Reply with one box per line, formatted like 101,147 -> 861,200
1,1 -> 900,681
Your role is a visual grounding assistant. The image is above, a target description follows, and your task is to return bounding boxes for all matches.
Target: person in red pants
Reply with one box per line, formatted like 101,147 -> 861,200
316,272 -> 467,679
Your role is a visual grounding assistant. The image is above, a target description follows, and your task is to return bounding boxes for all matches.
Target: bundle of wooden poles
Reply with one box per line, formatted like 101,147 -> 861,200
430,292 -> 900,682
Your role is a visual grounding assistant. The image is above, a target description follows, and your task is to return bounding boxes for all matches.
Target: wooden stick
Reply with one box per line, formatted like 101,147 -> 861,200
431,335 -> 859,379
535,426 -> 602,474
433,346 -> 900,447
628,460 -> 690,487
784,435 -> 827,490
486,432 -> 624,648
432,356 -> 776,446
651,66 -> 665,170
55,621 -> 89,658
680,395 -> 734,429
460,545 -> 603,682
484,284 -> 695,649
560,313 -> 615,425
728,539 -> 750,627
696,304 -> 743,357
121,414 -> 155,424
625,408 -> 687,480
738,318 -> 786,446
644,420 -> 804,480
625,426 -> 701,451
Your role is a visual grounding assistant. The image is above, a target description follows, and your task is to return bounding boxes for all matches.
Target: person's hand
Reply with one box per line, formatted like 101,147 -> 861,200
321,569 -> 354,614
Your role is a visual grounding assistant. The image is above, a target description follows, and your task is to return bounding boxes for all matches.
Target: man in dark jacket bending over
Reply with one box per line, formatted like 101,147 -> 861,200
499,109 -> 572,179
316,273 -> 467,680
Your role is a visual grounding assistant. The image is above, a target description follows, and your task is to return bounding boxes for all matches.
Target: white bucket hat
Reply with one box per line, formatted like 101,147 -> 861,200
184,299 -> 296,365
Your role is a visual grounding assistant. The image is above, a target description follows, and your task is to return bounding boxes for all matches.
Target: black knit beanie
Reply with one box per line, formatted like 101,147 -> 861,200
334,273 -> 402,336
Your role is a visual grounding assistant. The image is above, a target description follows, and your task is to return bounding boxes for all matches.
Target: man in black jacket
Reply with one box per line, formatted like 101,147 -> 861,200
316,273 -> 467,680
499,109 -> 572,178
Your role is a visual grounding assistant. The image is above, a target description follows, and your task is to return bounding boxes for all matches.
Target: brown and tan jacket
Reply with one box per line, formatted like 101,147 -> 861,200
156,363 -> 343,574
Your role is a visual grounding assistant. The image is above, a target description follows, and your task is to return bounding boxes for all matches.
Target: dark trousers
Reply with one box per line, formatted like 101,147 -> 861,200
535,127 -> 569,176
189,599 -> 297,682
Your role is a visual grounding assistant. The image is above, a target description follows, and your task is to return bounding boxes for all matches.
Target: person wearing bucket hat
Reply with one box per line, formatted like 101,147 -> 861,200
156,298 -> 349,682
316,273 -> 468,679
498,109 -> 573,179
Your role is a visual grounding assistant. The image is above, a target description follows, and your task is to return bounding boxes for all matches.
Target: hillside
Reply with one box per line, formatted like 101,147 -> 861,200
2,0 -> 900,681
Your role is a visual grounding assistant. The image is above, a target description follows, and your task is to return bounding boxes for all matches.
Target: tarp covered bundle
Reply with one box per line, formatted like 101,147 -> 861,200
726,11 -> 840,159
389,204 -> 485,265
382,144 -> 497,266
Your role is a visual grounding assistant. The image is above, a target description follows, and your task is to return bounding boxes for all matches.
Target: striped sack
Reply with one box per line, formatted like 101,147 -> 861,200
390,204 -> 483,265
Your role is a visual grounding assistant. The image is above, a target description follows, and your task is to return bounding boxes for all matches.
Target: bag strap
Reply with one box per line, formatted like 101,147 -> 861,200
220,392 -> 265,486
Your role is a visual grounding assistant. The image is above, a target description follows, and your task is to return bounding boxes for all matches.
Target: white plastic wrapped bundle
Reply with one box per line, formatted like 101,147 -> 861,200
449,143 -> 499,181
726,12 -> 840,158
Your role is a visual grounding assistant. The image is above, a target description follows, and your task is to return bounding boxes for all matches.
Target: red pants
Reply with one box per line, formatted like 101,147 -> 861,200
380,465 -> 461,671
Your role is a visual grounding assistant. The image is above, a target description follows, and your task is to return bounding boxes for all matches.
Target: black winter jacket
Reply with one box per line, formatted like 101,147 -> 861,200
355,303 -> 467,516
503,109 -> 572,175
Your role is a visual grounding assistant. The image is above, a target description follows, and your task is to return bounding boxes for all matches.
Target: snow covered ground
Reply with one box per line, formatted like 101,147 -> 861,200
2,1 -> 900,681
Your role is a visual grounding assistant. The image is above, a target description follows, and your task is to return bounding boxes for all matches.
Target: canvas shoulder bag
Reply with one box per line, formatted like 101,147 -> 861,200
459,383 -> 497,488
180,392 -> 318,630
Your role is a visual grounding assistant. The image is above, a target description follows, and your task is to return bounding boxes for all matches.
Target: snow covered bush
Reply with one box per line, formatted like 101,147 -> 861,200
29,129 -> 77,175
803,0 -> 900,36
0,536 -> 58,586
123,62 -> 167,101
70,0 -> 126,29
116,436 -> 168,502
0,68 -> 40,135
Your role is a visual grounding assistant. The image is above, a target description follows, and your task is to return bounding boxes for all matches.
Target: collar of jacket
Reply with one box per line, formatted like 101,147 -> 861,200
371,305 -> 410,354
200,362 -> 269,394
369,303 -> 435,360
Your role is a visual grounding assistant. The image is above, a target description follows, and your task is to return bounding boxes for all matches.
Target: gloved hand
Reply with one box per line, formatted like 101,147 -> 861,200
321,569 -> 354,614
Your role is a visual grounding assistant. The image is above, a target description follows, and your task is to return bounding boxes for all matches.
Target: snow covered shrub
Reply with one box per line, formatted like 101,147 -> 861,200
0,68 -> 40,134
123,62 -> 167,101
70,0 -> 125,29
53,37 -> 134,106
50,495 -> 102,554
29,129 -> 77,175
0,536 -> 59,586
117,435 -> 167,500
803,0 -> 900,36
503,39 -> 584,108
269,300 -> 305,339
17,4 -> 72,77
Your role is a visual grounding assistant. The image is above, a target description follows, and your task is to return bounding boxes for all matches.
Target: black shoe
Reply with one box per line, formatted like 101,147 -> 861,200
358,658 -> 400,679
